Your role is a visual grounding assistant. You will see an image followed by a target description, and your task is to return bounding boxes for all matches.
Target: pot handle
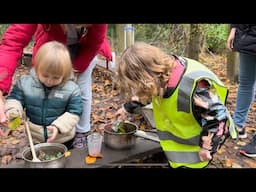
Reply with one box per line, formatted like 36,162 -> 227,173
134,130 -> 160,142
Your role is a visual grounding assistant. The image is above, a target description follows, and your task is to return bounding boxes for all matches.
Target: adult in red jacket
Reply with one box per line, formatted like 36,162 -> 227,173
0,24 -> 112,148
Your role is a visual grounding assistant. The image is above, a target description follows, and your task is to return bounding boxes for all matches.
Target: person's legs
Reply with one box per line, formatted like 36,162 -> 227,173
233,53 -> 256,138
240,133 -> 256,157
72,56 -> 97,148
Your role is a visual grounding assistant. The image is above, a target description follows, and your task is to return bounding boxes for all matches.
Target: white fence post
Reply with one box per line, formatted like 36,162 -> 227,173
123,24 -> 135,50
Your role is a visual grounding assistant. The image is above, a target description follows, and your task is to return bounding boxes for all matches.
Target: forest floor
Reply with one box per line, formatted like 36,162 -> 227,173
1,52 -> 256,168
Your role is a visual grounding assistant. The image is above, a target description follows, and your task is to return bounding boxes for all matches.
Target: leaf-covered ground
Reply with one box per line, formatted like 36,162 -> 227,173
1,53 -> 256,168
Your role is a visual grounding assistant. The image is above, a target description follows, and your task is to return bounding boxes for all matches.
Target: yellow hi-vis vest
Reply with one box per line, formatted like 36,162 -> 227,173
152,57 -> 237,168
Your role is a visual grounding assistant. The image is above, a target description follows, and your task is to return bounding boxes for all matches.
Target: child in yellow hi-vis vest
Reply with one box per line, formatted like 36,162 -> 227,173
115,42 -> 237,168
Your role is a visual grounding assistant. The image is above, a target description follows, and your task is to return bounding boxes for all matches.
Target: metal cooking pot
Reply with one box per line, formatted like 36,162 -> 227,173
104,121 -> 138,150
22,143 -> 67,168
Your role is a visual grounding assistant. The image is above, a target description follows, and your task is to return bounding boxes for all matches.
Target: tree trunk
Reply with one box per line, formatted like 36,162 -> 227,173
185,24 -> 204,60
116,24 -> 126,55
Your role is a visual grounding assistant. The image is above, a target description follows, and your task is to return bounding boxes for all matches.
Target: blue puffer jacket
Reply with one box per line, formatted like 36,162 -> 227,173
7,68 -> 83,126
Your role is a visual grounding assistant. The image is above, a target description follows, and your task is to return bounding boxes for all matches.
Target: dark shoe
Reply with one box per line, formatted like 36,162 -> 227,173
240,134 -> 256,158
237,127 -> 247,139
72,133 -> 87,149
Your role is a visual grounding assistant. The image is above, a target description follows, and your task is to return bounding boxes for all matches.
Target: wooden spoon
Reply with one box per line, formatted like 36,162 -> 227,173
24,117 -> 41,162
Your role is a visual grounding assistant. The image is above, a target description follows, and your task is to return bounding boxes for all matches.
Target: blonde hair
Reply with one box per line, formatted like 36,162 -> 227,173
34,41 -> 72,84
116,42 -> 176,102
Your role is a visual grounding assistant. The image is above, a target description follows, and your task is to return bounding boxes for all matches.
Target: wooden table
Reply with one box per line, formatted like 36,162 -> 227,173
65,137 -> 164,168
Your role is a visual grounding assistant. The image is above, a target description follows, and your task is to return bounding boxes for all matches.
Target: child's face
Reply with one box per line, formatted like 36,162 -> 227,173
38,71 -> 63,88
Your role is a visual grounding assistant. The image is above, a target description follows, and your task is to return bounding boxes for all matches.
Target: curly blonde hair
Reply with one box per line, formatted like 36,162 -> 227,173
116,42 -> 176,102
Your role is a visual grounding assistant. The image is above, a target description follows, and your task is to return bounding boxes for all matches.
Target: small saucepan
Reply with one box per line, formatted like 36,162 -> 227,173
103,121 -> 138,150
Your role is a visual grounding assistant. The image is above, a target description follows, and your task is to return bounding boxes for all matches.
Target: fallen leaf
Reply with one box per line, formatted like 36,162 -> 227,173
246,127 -> 256,132
231,162 -> 242,168
11,139 -> 20,145
64,151 -> 71,157
1,138 -> 7,144
94,99 -> 101,104
243,159 -> 256,168
92,114 -> 101,123
217,147 -> 225,154
1,155 -> 12,165
8,114 -> 21,131
106,112 -> 115,119
237,141 -> 247,146
104,80 -> 111,86
3,129 -> 11,138
85,155 -> 97,164
140,123 -> 146,130
225,158 -> 233,167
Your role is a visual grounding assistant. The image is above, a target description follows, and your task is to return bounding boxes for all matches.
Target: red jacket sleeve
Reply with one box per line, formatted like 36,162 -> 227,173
98,37 -> 113,61
72,24 -> 107,72
0,24 -> 37,94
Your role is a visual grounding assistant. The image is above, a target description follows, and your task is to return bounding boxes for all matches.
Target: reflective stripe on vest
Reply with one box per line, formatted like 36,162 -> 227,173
158,130 -> 200,145
164,150 -> 201,164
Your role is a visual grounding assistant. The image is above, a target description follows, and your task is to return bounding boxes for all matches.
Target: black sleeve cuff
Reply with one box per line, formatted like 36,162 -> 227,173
124,101 -> 145,114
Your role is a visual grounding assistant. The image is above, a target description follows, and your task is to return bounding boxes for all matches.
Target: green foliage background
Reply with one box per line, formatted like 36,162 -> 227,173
205,24 -> 229,53
108,24 -> 229,55
0,24 -> 229,55
0,24 -> 9,38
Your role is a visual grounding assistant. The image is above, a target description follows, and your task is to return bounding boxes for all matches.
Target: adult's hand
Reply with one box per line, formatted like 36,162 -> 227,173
114,106 -> 128,121
198,148 -> 212,161
226,27 -> 236,51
